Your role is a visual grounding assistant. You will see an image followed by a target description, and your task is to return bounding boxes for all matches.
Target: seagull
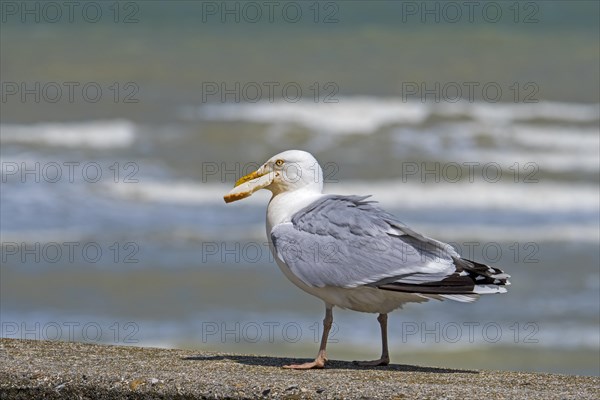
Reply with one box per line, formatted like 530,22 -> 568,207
224,150 -> 510,369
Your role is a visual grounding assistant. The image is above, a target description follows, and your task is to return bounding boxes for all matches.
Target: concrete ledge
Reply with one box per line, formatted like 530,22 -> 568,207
1,338 -> 598,399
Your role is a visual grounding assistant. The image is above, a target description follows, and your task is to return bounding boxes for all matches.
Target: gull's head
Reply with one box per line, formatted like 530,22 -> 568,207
224,150 -> 323,203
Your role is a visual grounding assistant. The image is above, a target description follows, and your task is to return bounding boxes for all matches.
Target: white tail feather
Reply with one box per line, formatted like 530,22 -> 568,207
474,285 -> 508,294
439,294 -> 479,303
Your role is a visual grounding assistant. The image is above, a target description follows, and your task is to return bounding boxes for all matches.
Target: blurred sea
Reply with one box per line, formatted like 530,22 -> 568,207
1,2 -> 599,376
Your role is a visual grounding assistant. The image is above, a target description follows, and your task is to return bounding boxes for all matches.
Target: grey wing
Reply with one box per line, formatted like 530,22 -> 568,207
270,195 -> 510,294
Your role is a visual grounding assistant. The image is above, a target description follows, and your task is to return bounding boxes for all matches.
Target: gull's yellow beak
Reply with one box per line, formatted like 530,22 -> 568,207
224,168 -> 273,203
234,170 -> 262,188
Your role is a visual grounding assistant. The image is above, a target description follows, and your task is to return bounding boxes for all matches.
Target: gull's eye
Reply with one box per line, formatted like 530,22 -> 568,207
275,159 -> 284,167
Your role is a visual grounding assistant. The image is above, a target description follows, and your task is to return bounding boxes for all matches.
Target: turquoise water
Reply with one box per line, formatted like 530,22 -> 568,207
1,1 -> 599,376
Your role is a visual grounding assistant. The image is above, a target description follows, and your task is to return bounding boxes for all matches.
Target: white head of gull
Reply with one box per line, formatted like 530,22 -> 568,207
225,149 -> 510,369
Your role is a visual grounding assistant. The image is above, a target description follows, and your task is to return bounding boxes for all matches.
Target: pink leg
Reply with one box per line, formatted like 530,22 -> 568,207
355,313 -> 390,367
283,306 -> 333,369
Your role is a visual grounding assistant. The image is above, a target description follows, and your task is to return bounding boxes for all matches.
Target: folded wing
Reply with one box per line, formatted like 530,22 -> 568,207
270,195 -> 510,296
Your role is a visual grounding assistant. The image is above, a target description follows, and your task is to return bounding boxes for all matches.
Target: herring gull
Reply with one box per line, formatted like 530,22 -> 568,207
224,150 -> 510,369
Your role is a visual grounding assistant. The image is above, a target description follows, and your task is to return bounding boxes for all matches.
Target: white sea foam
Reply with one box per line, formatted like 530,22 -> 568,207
436,101 -> 600,124
105,179 -> 599,213
439,148 -> 598,173
189,97 -> 430,134
508,125 -> 600,149
392,121 -> 600,152
0,120 -> 136,149
106,180 -> 267,205
391,124 -> 600,172
182,98 -> 599,135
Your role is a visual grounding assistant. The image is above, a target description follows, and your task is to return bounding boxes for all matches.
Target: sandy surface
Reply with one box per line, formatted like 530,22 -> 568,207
1,338 -> 598,399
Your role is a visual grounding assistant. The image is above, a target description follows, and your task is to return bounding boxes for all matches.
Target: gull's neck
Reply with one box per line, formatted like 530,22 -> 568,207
266,187 -> 324,232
